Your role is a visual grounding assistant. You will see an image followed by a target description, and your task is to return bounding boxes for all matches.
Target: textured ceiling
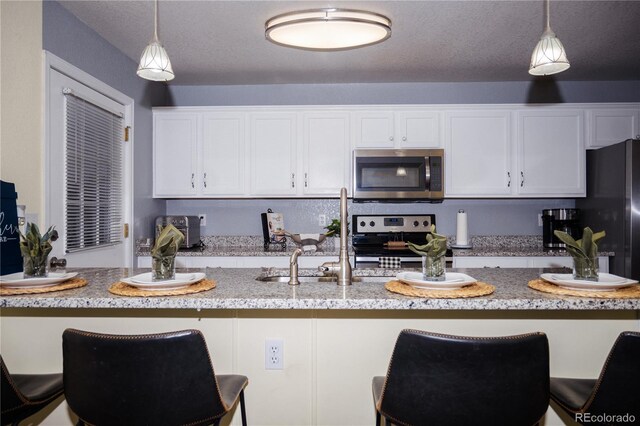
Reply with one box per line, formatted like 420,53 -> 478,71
58,0 -> 640,85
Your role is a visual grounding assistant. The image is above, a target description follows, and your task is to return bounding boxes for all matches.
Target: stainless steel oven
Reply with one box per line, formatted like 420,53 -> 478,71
353,149 -> 444,202
352,214 -> 452,269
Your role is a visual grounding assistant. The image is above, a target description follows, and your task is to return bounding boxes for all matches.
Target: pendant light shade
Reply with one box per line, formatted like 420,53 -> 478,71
529,0 -> 569,76
137,0 -> 174,81
265,8 -> 391,51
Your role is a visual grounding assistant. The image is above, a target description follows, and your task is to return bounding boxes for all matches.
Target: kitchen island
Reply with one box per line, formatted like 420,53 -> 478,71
1,267 -> 638,426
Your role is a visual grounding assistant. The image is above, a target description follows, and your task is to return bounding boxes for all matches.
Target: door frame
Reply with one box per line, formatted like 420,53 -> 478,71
43,51 -> 135,267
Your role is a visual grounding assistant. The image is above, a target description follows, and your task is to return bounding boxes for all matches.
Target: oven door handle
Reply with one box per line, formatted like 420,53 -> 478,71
424,157 -> 431,191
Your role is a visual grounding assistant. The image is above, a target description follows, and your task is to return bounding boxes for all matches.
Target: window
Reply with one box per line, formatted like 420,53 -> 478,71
63,89 -> 124,252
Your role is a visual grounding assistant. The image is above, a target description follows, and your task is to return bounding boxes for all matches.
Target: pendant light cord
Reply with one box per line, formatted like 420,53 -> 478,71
154,0 -> 159,42
545,0 -> 551,31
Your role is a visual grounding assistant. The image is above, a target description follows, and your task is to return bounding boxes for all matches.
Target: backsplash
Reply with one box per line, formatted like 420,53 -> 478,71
163,198 -> 574,239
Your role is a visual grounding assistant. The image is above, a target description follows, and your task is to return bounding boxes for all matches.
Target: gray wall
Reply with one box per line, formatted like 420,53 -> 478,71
43,1 -> 166,241
167,198 -> 574,238
168,80 -> 640,106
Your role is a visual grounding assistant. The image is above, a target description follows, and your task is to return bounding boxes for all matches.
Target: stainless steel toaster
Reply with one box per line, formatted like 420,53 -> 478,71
155,216 -> 201,248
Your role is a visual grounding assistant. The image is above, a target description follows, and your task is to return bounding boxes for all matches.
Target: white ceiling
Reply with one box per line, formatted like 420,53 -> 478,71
58,0 -> 640,86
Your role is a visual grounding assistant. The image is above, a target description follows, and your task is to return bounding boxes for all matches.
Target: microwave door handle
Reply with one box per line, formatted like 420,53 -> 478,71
424,158 -> 431,190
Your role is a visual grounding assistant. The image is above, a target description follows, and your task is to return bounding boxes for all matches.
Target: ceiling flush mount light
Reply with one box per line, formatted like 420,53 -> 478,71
529,0 -> 570,76
265,8 -> 391,51
137,0 -> 174,81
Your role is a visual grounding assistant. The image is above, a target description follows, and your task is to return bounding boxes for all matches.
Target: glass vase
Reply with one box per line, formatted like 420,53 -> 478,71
23,255 -> 48,278
573,256 -> 599,281
152,256 -> 176,281
422,255 -> 446,281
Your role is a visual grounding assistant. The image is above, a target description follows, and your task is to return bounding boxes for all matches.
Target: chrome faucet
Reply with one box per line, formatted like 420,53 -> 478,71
289,248 -> 303,286
318,187 -> 352,286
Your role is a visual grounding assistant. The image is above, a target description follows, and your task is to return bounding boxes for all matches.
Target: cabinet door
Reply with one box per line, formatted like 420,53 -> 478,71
444,111 -> 513,196
250,113 -> 297,195
517,110 -> 585,196
303,113 -> 350,195
352,111 -> 395,148
587,108 -> 639,149
202,113 -> 245,195
153,112 -> 197,196
396,111 -> 441,148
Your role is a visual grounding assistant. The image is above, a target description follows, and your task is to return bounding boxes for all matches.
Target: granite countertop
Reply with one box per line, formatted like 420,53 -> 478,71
136,235 -> 613,258
1,267 -> 637,311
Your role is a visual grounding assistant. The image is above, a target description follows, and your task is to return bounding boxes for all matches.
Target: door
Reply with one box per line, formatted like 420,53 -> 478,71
249,113 -> 297,195
352,111 -> 395,148
587,108 -> 639,149
517,109 -> 585,196
46,68 -> 132,267
201,113 -> 246,195
154,112 -> 198,196
396,111 -> 441,148
444,111 -> 513,196
302,112 -> 350,195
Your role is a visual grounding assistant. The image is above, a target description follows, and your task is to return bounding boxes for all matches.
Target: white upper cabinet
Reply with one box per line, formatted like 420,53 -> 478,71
586,107 -> 639,149
249,112 -> 298,196
201,113 -> 245,195
353,110 -> 441,148
516,109 -> 585,196
445,110 -> 513,196
302,112 -> 350,196
154,112 -> 198,197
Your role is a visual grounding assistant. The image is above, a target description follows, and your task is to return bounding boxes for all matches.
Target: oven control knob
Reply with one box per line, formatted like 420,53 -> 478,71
369,221 -> 376,227
360,221 -> 366,227
413,221 -> 419,227
423,221 -> 430,227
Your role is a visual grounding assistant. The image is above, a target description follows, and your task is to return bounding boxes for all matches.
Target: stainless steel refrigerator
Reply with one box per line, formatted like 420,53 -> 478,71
576,138 -> 639,280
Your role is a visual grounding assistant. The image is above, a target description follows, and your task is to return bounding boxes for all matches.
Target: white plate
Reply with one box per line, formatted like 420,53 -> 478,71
540,273 -> 638,291
121,272 -> 206,291
396,272 -> 477,290
0,272 -> 79,289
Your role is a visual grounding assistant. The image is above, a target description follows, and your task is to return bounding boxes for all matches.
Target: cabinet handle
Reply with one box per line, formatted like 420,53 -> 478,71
191,173 -> 195,189
304,173 -> 308,187
507,172 -> 511,187
402,136 -> 407,141
389,136 -> 394,141
291,173 -> 295,188
520,171 -> 524,187
203,173 -> 207,188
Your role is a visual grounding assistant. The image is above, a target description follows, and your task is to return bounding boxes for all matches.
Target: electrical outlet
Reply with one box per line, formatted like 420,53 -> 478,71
318,214 -> 327,227
537,213 -> 543,227
198,214 -> 207,227
265,339 -> 283,370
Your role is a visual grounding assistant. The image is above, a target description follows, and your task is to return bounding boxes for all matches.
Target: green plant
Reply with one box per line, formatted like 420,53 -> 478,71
407,225 -> 447,258
151,224 -> 185,259
324,219 -> 349,237
553,227 -> 605,261
19,223 -> 58,276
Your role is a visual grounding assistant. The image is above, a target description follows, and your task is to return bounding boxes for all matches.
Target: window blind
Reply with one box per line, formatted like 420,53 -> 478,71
63,90 -> 124,253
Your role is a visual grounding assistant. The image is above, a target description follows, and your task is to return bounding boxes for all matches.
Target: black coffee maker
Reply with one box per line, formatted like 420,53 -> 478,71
542,208 -> 580,250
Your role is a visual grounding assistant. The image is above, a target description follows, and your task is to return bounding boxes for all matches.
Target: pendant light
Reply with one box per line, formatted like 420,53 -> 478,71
529,0 -> 570,76
137,0 -> 174,81
265,8 -> 391,51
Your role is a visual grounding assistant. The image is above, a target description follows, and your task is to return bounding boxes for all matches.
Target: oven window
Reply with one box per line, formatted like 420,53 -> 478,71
356,157 -> 425,191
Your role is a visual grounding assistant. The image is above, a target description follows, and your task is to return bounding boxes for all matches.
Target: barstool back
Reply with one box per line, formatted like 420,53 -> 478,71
63,328 -> 242,426
376,330 -> 549,426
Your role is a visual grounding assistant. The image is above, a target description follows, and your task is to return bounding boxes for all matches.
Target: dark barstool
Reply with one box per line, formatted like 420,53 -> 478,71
550,331 -> 640,424
62,328 -> 248,426
372,329 -> 550,426
1,355 -> 64,426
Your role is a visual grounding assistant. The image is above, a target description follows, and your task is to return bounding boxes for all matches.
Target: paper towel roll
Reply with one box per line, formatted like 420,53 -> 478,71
456,210 -> 469,246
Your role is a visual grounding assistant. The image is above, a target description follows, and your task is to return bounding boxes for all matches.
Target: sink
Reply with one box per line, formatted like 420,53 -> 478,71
256,276 -> 391,283
257,276 -> 363,283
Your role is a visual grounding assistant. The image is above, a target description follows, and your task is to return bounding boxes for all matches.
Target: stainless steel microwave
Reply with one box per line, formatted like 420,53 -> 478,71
352,149 -> 444,202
